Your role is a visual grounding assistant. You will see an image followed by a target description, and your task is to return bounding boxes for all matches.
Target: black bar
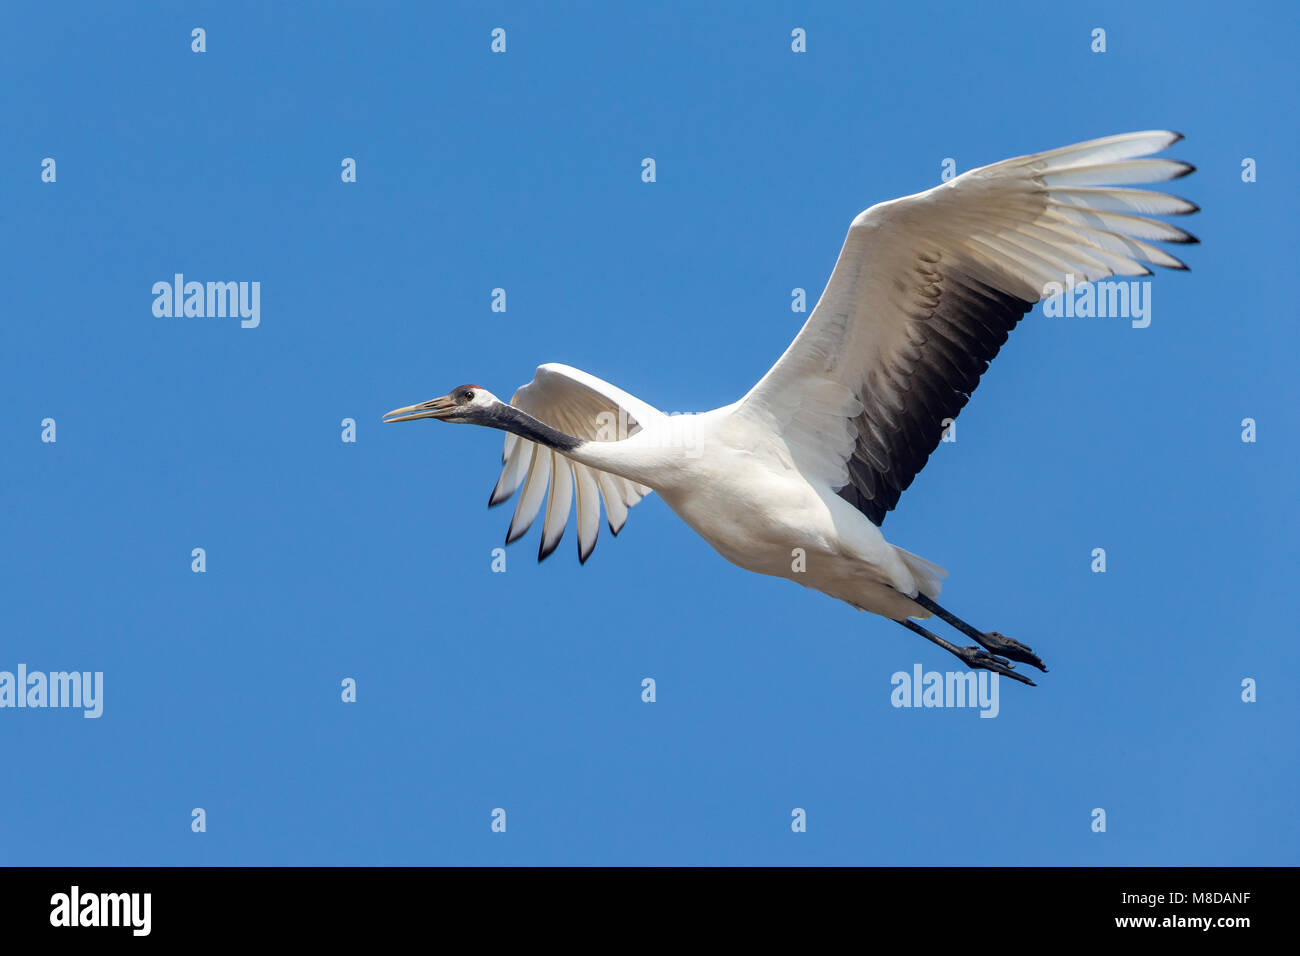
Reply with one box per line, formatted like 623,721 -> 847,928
0,866 -> 1285,941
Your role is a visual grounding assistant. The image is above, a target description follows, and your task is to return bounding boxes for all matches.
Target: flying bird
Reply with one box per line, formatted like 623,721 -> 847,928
386,131 -> 1197,685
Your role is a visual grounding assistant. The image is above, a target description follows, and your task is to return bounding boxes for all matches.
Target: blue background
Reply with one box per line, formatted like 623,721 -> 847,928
2,0 -> 1296,865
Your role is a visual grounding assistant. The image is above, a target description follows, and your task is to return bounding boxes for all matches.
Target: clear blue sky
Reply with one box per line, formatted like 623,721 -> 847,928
2,0 -> 1296,866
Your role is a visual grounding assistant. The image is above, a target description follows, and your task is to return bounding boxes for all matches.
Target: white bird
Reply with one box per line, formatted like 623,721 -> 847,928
386,131 -> 1197,685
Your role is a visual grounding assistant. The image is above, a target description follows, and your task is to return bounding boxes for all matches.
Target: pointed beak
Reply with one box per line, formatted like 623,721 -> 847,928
383,395 -> 455,423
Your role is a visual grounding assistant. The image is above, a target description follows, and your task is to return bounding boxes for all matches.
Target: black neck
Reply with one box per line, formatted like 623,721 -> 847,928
483,404 -> 584,453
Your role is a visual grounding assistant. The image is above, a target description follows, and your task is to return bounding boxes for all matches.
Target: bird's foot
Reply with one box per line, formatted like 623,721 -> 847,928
953,645 -> 1037,687
979,631 -> 1047,673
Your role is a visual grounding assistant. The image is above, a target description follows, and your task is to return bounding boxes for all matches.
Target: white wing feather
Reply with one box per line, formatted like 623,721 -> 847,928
739,130 -> 1197,526
490,363 -> 665,562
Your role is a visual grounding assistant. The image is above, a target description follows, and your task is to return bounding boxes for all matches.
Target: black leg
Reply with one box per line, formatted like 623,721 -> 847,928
898,619 -> 1037,687
911,593 -> 1047,672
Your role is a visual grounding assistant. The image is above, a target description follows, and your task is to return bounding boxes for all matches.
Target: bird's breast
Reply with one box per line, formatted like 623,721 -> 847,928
656,459 -> 840,577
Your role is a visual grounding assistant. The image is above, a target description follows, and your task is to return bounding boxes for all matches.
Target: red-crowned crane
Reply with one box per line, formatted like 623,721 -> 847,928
386,131 -> 1198,686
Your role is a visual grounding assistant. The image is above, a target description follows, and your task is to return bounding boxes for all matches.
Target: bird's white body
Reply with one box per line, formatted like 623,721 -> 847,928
388,130 -> 1196,676
578,406 -> 925,619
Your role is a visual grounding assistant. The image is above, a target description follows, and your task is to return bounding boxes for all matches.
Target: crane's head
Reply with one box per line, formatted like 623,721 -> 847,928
383,385 -> 502,424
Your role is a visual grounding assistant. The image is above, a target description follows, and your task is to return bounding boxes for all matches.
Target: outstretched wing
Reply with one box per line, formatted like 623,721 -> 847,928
738,130 -> 1198,525
490,363 -> 665,562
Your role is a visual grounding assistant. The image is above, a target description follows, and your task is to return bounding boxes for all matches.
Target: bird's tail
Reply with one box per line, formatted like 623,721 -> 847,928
895,547 -> 947,601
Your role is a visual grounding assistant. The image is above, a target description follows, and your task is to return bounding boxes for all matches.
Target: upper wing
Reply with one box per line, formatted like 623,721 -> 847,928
489,363 -> 665,562
738,130 -> 1198,526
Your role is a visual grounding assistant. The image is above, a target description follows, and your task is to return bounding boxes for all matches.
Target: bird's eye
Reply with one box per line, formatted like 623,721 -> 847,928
462,390 -> 474,402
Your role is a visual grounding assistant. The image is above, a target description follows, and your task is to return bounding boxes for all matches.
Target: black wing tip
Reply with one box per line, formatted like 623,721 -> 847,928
505,524 -> 531,546
1172,162 -> 1196,180
577,526 -> 598,564
538,537 -> 561,562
